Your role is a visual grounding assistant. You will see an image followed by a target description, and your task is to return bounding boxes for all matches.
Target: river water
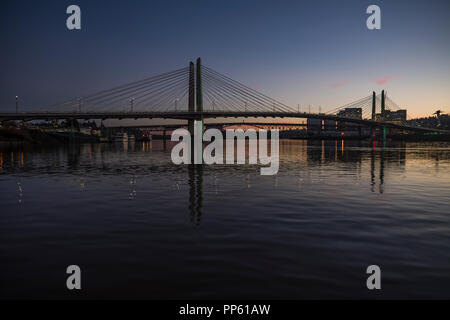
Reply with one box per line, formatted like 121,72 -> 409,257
0,140 -> 449,299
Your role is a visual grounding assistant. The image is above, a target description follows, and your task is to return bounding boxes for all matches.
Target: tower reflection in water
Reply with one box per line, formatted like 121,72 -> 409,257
188,164 -> 203,226
305,139 -> 390,193
369,147 -> 385,194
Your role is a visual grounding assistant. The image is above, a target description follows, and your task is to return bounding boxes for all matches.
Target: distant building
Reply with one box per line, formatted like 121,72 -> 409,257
337,108 -> 362,119
386,110 -> 407,123
337,108 -> 362,131
307,118 -> 322,135
376,109 -> 407,124
323,120 -> 337,132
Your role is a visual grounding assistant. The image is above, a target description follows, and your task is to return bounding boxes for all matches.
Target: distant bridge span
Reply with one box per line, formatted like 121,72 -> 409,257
111,121 -> 309,130
1,111 -> 448,134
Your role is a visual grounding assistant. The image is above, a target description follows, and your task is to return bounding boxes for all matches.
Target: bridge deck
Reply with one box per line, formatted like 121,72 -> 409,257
0,111 -> 448,133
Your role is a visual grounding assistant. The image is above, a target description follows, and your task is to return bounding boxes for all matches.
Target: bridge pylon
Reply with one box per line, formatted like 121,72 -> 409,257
188,58 -> 204,163
372,91 -> 376,121
371,91 -> 376,139
381,89 -> 387,141
195,58 -> 204,163
188,61 -> 196,163
196,58 -> 203,113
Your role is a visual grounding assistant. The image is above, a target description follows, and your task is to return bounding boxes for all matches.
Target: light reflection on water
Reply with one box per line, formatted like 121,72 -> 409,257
0,140 -> 449,299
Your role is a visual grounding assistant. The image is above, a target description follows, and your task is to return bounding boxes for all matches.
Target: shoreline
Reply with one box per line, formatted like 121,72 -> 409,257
1,127 -> 450,144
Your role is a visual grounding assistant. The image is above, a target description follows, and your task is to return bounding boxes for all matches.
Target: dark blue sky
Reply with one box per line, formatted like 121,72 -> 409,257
1,0 -> 449,116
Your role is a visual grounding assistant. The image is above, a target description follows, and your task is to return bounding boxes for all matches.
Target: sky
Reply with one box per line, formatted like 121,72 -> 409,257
0,0 -> 449,118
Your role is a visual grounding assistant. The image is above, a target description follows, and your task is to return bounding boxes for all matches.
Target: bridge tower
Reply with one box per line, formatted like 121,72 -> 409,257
372,91 -> 376,121
188,61 -> 195,134
188,61 -> 196,163
381,90 -> 386,141
196,58 -> 203,113
371,91 -> 376,138
195,58 -> 204,163
188,58 -> 204,163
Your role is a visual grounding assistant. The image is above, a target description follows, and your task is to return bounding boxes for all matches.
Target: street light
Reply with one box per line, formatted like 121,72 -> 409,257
15,96 -> 18,113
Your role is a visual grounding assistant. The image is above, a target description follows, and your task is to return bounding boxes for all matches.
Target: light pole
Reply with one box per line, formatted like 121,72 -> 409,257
15,96 -> 18,113
131,98 -> 134,112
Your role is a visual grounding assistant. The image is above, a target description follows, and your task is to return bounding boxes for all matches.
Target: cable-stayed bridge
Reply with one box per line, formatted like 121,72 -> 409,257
1,58 -> 448,135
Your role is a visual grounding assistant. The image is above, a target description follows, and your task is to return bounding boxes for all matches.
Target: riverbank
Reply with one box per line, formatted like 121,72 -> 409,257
0,128 -> 100,144
288,134 -> 450,142
2,127 -> 450,144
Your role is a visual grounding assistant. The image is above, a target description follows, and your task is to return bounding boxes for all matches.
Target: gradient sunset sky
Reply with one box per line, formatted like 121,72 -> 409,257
0,0 -> 449,118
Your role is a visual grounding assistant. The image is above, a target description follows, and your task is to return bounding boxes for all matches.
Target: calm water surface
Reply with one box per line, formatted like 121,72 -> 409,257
1,140 -> 449,299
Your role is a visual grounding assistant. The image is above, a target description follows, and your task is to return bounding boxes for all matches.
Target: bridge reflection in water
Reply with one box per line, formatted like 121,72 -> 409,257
304,140 -> 388,195
2,139 -> 450,299
188,164 -> 203,226
188,139 -> 392,212
2,139 -> 447,227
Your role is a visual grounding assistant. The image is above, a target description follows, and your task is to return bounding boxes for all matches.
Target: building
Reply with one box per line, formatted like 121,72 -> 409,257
385,110 -> 407,123
376,109 -> 407,124
323,120 -> 337,132
307,118 -> 322,136
337,108 -> 362,119
337,108 -> 362,131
